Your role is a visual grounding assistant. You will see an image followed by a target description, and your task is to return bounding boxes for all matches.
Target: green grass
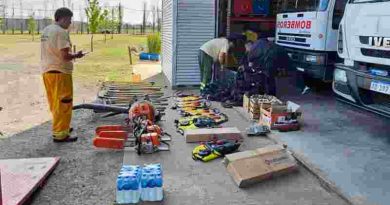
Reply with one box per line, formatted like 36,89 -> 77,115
147,33 -> 161,54
72,34 -> 147,83
0,34 -> 148,84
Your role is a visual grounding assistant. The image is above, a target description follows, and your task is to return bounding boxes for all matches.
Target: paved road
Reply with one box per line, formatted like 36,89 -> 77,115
276,76 -> 390,205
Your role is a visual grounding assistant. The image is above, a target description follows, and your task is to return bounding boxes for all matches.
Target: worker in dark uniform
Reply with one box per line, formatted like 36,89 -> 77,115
242,37 -> 289,96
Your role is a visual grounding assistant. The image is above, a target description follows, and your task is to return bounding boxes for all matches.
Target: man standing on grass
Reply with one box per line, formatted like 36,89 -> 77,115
41,8 -> 85,142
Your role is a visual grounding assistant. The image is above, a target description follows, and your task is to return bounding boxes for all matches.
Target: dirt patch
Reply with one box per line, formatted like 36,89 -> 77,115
0,34 -> 147,137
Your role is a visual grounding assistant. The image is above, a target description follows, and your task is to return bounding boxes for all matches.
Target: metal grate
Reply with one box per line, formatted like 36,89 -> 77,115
361,48 -> 390,59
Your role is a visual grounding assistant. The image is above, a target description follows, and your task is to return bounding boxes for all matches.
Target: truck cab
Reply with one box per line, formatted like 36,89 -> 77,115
333,0 -> 390,117
276,0 -> 347,81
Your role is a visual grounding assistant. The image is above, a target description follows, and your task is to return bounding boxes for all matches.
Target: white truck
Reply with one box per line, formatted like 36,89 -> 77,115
275,0 -> 348,81
333,0 -> 390,116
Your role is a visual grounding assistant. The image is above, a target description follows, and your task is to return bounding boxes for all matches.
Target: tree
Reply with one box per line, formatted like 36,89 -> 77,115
98,9 -> 109,43
109,7 -> 119,39
85,0 -> 105,52
27,16 -> 36,41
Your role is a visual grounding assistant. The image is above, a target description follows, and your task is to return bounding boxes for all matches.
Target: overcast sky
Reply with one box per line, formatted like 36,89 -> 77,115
2,0 -> 161,24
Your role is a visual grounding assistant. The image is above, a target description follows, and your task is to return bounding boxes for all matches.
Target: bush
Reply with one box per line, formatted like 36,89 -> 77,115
147,33 -> 161,54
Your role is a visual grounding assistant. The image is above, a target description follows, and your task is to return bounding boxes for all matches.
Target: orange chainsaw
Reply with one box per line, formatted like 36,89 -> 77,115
90,101 -> 171,154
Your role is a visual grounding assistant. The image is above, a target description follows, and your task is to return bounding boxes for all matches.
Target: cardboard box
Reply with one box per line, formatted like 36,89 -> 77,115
225,145 -> 298,187
184,127 -> 243,143
259,101 -> 302,129
243,94 -> 250,112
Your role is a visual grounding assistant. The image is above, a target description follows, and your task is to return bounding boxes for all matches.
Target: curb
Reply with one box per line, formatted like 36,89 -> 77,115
267,134 -> 355,205
232,106 -> 355,205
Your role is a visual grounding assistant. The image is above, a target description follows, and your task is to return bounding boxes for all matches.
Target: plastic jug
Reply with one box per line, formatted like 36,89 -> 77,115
116,176 -> 125,204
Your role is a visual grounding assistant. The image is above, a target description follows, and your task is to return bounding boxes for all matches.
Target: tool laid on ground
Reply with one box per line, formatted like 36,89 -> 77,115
192,139 -> 241,162
172,94 -> 229,134
174,112 -> 229,135
171,99 -> 211,111
92,100 -> 171,154
246,124 -> 270,136
74,81 -> 168,118
74,81 -> 170,154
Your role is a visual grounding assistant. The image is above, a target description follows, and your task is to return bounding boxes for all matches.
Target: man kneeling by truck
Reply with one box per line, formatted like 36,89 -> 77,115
240,36 -> 289,96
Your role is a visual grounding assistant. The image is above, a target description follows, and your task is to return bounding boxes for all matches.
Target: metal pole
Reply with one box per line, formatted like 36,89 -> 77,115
128,46 -> 133,65
73,45 -> 76,62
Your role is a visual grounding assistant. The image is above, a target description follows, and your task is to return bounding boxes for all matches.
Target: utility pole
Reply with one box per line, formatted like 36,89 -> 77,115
62,0 -> 65,7
19,0 -> 23,34
142,1 -> 146,35
71,2 -> 74,33
118,3 -> 122,34
157,5 -> 161,32
44,0 -> 48,19
1,0 -> 7,34
111,7 -> 115,38
36,9 -> 40,34
84,0 -> 89,34
152,5 -> 155,33
11,0 -> 14,34
79,4 -> 84,34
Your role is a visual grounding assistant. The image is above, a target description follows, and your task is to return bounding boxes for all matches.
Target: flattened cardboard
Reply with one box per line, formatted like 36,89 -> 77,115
184,127 -> 243,143
223,150 -> 258,167
225,145 -> 298,187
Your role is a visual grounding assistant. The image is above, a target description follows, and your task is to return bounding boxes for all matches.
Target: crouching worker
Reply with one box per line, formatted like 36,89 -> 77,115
244,37 -> 289,96
41,8 -> 85,142
198,35 -> 234,90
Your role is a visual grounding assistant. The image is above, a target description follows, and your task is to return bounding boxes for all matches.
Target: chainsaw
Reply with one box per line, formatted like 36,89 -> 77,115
91,100 -> 171,154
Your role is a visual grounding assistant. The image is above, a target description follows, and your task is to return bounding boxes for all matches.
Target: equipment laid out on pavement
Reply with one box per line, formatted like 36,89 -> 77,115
224,144 -> 298,187
0,157 -> 60,205
192,140 -> 241,162
73,81 -> 169,117
74,81 -> 171,154
248,94 -> 284,120
242,94 -> 303,132
116,164 -> 163,204
173,94 -> 229,135
259,101 -> 302,132
175,113 -> 229,135
172,96 -> 211,111
246,123 -> 270,136
93,100 -> 171,154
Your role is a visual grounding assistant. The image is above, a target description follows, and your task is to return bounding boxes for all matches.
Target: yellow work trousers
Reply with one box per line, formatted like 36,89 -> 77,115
43,72 -> 73,140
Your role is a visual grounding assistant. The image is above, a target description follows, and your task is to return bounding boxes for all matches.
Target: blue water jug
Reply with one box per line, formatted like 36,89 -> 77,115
122,176 -> 132,203
141,173 -> 149,201
155,173 -> 163,201
116,176 -> 125,204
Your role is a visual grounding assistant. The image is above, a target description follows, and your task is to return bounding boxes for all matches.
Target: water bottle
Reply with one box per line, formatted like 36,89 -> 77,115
129,176 -> 140,204
141,173 -> 149,201
122,176 -> 132,204
116,175 -> 125,204
148,173 -> 156,201
155,173 -> 163,201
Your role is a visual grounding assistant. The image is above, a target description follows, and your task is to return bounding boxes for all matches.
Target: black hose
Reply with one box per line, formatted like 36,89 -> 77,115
73,103 -> 128,113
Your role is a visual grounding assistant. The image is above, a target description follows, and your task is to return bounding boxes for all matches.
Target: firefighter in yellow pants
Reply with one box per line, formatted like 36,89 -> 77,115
43,73 -> 73,140
41,8 -> 84,142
